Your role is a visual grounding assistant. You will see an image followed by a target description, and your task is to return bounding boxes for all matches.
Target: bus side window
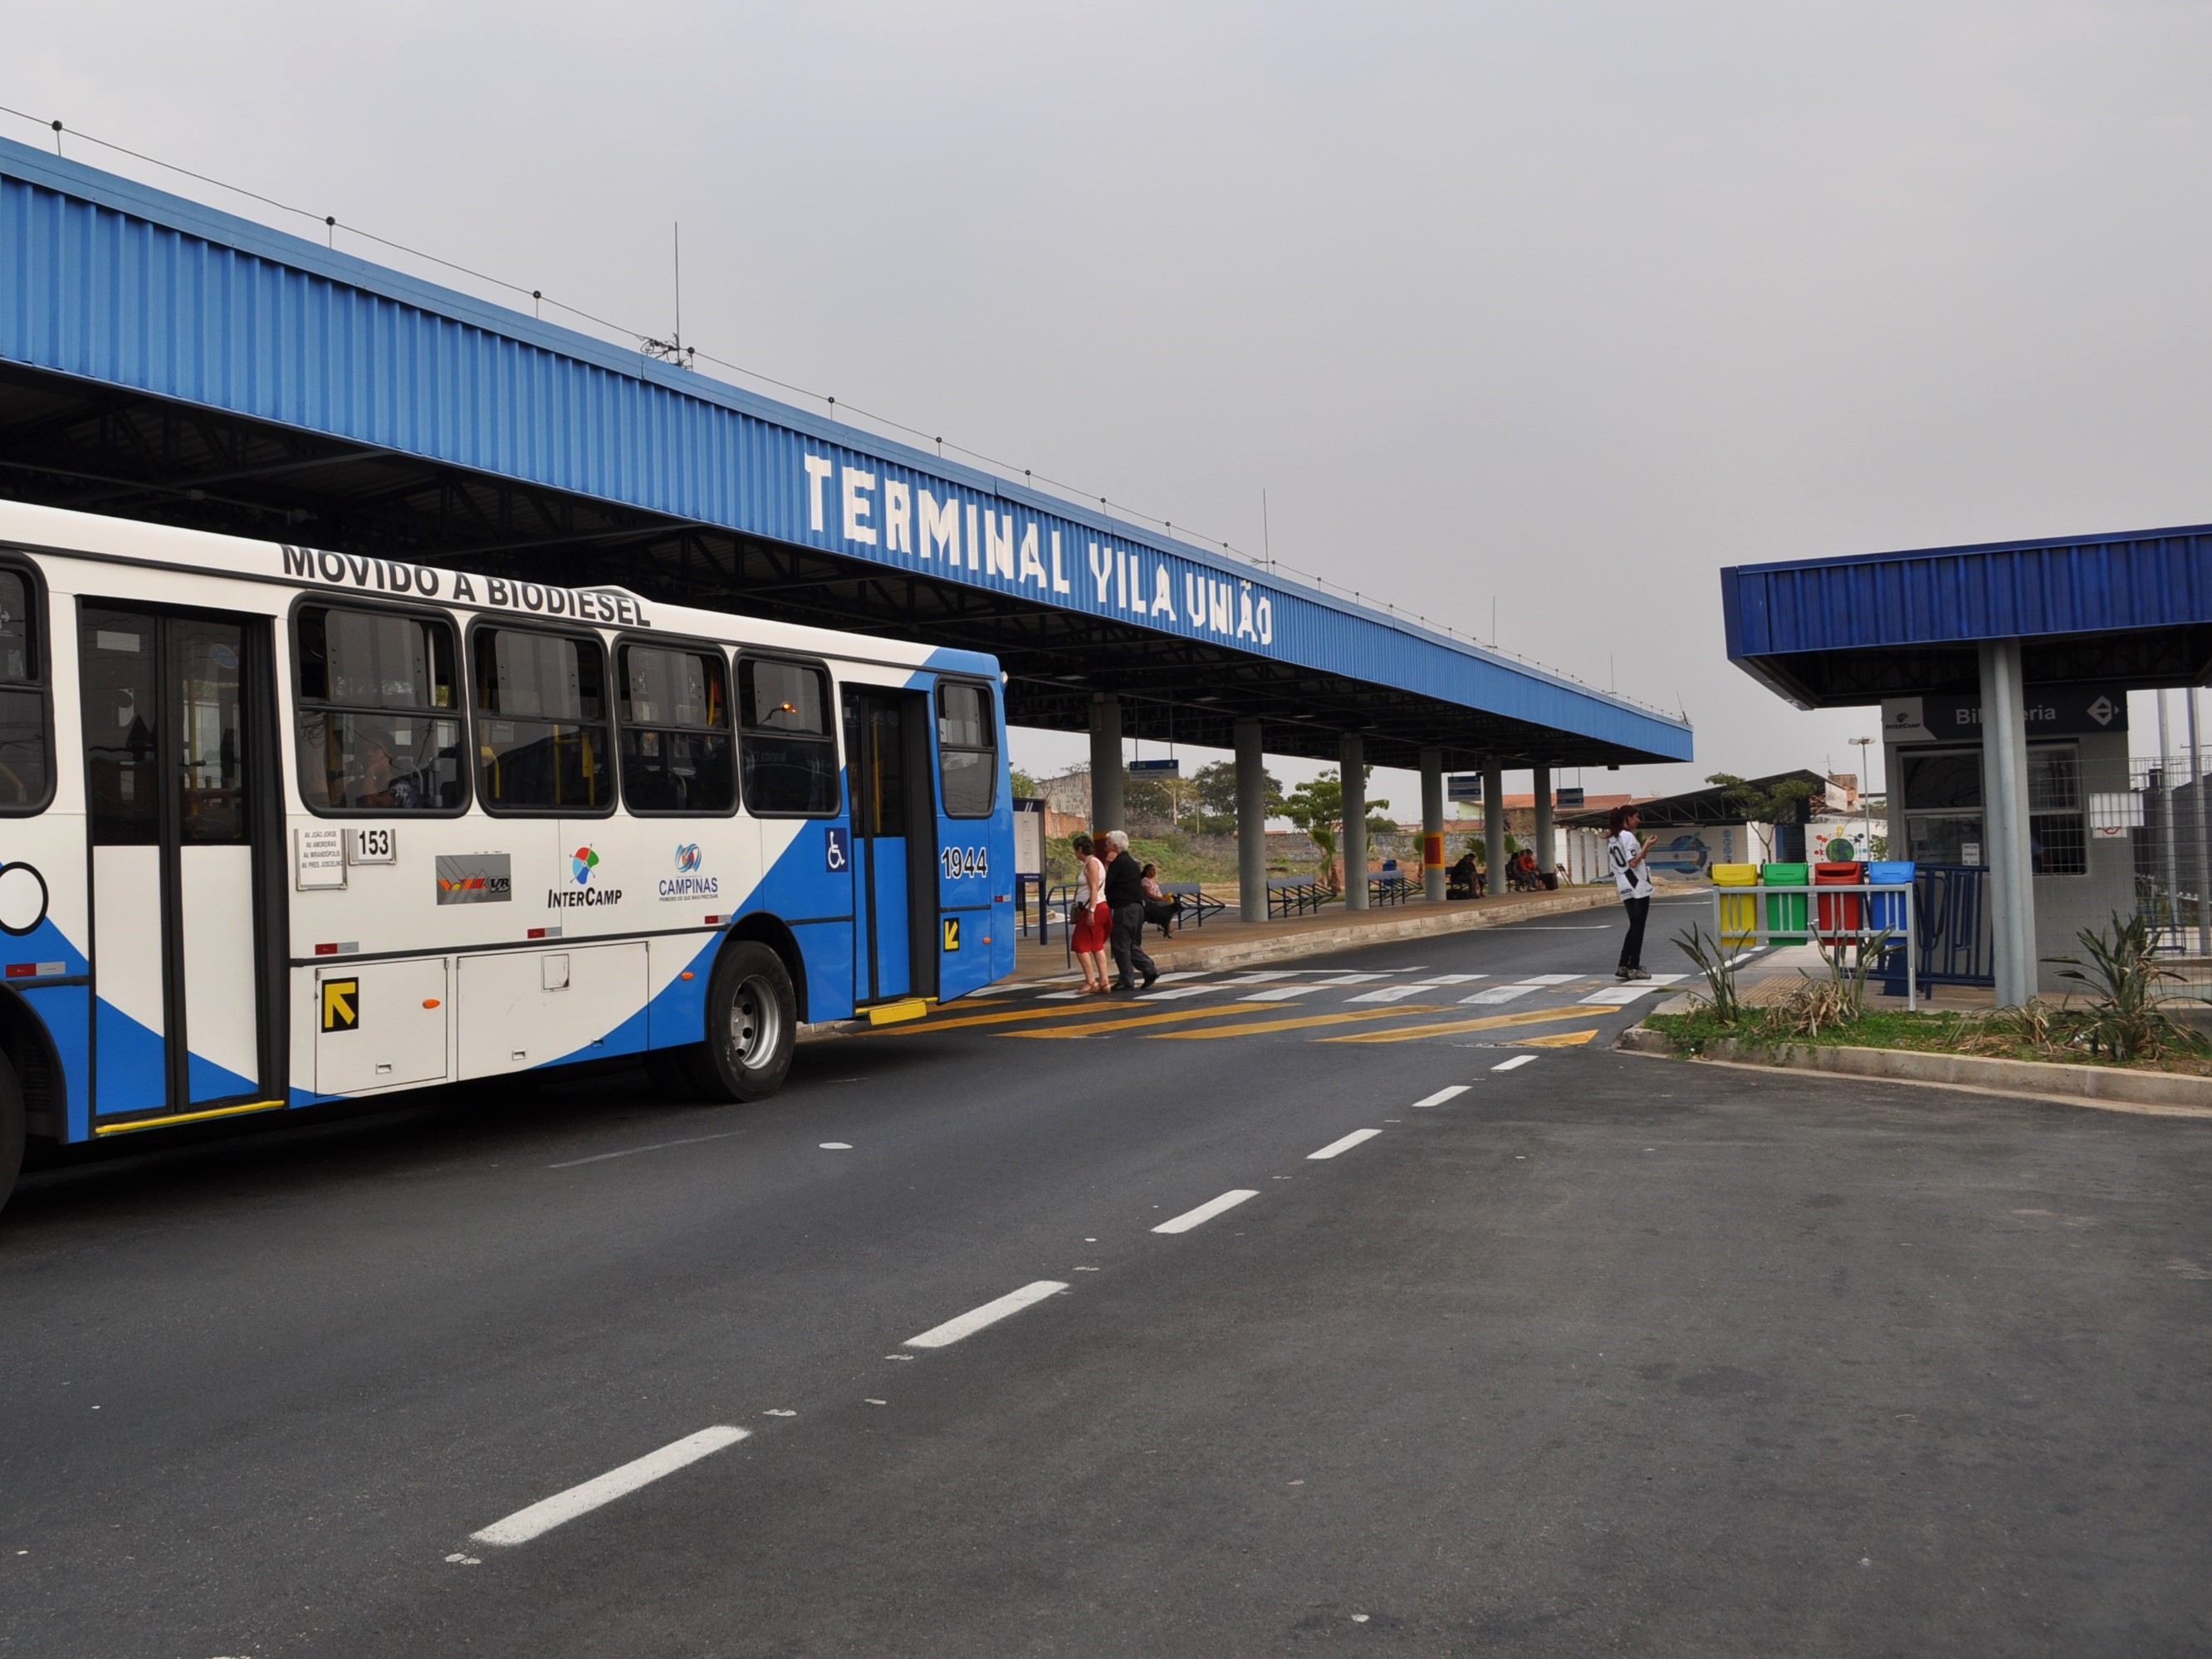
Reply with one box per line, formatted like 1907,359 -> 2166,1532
296,605 -> 464,813
0,568 -> 47,813
936,681 -> 997,819
619,643 -> 734,814
738,658 -> 839,816
472,627 -> 614,814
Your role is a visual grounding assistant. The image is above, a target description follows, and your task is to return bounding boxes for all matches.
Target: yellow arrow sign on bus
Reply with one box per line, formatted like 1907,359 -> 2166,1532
321,978 -> 359,1033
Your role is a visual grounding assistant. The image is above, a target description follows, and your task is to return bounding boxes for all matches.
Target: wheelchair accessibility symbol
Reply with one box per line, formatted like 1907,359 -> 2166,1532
825,825 -> 849,873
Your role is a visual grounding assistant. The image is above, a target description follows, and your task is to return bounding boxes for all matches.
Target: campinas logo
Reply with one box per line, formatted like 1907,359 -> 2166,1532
549,846 -> 622,908
660,842 -> 719,903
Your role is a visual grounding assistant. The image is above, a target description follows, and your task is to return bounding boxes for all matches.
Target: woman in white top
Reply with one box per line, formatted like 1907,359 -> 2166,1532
1608,803 -> 1656,981
1069,834 -> 1114,994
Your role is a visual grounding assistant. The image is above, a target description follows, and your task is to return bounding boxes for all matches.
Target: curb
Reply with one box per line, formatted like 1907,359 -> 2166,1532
1616,1023 -> 2212,1118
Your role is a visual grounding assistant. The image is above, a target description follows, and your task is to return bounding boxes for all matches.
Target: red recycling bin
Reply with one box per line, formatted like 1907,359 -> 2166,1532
1814,861 -> 1863,943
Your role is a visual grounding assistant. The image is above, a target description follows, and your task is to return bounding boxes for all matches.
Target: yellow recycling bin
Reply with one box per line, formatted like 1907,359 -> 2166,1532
1712,863 -> 1759,947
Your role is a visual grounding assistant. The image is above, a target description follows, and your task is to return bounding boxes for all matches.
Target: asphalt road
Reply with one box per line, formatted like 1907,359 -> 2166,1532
4,895 -> 2210,1657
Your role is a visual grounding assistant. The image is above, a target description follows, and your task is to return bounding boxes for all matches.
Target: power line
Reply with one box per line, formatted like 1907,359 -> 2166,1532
0,100 -> 1682,723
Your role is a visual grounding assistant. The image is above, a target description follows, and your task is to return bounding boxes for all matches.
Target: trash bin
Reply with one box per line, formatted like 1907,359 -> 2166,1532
1712,863 -> 1759,947
1762,861 -> 1809,945
1864,859 -> 1916,942
1814,860 -> 1863,944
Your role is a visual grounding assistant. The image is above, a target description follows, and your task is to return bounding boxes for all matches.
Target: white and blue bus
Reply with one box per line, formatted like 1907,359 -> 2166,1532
0,500 -> 1015,1210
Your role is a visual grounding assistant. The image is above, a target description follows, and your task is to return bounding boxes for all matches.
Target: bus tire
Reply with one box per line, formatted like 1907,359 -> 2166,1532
697,942 -> 797,1103
0,1051 -> 23,1218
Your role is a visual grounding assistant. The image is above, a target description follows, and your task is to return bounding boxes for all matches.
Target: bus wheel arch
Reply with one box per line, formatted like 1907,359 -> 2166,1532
724,913 -> 809,1025
649,919 -> 803,1104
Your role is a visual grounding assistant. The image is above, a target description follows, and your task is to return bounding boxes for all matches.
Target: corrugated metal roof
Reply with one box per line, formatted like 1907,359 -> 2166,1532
0,135 -> 1691,763
1722,526 -> 2212,707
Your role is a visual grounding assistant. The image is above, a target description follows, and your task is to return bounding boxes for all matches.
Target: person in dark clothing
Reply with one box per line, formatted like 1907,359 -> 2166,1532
1101,830 -> 1158,994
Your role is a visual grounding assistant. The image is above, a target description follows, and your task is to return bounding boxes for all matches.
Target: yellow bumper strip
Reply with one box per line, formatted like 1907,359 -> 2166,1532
865,998 -> 931,1027
94,1099 -> 289,1136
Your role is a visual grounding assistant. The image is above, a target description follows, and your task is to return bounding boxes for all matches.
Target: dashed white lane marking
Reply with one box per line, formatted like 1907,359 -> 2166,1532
1346,985 -> 1425,1003
1412,1085 -> 1471,1108
548,1132 -> 736,1169
470,1426 -> 750,1546
1491,1055 -> 1539,1072
1461,985 -> 1537,1005
903,1280 -> 1069,1349
820,1142 -> 854,1150
1153,1189 -> 1260,1234
1308,1128 -> 1382,1160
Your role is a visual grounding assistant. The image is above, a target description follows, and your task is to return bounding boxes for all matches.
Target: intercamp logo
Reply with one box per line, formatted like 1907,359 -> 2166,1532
571,846 -> 601,884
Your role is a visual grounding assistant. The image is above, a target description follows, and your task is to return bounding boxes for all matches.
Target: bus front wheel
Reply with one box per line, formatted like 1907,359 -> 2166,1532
693,942 -> 797,1103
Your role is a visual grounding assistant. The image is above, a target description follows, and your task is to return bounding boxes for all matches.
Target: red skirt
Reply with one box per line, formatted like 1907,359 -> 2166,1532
1072,903 -> 1113,953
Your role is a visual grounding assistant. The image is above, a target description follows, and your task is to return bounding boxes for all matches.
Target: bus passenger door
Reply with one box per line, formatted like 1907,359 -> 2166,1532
81,607 -> 274,1121
841,688 -> 937,1006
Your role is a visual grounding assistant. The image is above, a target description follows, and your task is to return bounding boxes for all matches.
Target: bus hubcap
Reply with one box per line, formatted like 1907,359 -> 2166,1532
729,976 -> 781,1069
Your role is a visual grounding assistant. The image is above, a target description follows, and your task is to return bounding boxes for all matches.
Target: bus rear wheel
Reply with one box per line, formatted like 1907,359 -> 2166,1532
690,942 -> 797,1103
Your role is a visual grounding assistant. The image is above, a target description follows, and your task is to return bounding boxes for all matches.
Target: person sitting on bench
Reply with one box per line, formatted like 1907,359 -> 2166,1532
1447,850 -> 1480,900
1139,861 -> 1182,937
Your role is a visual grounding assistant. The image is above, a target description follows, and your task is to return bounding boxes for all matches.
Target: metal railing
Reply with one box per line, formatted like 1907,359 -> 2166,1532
1708,880 -> 1919,1011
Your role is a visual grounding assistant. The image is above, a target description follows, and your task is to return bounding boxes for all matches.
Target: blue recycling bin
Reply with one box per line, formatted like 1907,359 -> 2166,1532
1864,860 -> 1914,935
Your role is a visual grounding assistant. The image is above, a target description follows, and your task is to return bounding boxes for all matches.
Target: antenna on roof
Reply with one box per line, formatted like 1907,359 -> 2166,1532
643,222 -> 693,369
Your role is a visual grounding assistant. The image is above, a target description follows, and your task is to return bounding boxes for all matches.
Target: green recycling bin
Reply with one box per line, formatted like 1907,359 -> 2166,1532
1762,861 -> 1809,945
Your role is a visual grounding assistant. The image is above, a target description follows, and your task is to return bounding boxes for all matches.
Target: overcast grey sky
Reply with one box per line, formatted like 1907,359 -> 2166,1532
12,2 -> 2212,813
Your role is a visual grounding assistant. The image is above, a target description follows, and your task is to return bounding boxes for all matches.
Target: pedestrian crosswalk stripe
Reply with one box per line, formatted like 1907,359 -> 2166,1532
1513,1028 -> 1599,1047
1242,984 -> 1330,1001
1319,1006 -> 1598,1045
1580,985 -> 1661,1005
1003,1001 -> 1281,1038
1460,985 -> 1537,1005
1148,1006 -> 1449,1040
1345,985 -> 1426,1003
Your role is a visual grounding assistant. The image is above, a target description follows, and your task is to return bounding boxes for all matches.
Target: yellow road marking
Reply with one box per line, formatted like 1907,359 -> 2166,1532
1319,1005 -> 1601,1044
1513,1027 -> 1600,1048
1003,1002 -> 1281,1038
1149,1005 -> 1450,1040
864,998 -> 1142,1035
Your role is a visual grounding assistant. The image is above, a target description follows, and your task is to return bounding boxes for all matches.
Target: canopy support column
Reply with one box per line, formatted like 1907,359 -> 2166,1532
1341,734 -> 1367,912
1533,761 -> 1555,881
1089,694 -> 1123,834
1236,718 -> 1268,923
1484,757 -> 1506,894
1420,749 -> 1446,903
1978,639 -> 2037,1006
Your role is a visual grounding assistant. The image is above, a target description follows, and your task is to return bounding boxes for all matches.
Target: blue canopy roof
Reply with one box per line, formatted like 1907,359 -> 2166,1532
1722,524 -> 2212,708
0,135 -> 1691,768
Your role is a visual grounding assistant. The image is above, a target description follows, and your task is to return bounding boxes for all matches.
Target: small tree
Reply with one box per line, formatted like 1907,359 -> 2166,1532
1187,760 -> 1284,834
1283,770 -> 1394,888
1010,767 -> 1044,801
1707,772 -> 1816,827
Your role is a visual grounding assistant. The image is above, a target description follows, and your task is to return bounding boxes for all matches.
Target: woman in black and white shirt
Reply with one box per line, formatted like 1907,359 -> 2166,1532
1608,804 -> 1656,981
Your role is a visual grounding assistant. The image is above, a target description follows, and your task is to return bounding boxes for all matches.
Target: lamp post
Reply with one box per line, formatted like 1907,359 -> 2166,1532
1851,736 -> 1876,854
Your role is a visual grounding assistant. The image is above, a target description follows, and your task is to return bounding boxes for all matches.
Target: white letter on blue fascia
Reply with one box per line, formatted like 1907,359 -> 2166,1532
1051,531 -> 1072,594
967,505 -> 981,571
1209,580 -> 1233,634
1017,523 -> 1047,587
1152,562 -> 1177,619
843,467 -> 878,545
804,454 -> 834,531
982,511 -> 1015,579
918,491 -> 959,562
885,481 -> 912,553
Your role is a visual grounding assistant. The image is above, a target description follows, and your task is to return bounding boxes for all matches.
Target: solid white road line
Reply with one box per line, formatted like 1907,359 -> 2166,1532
470,1426 -> 750,1547
1153,1189 -> 1260,1234
1411,1085 -> 1471,1108
903,1280 -> 1069,1349
1346,985 -> 1425,1003
1491,1055 -> 1539,1072
1308,1128 -> 1382,1160
548,1132 -> 736,1169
